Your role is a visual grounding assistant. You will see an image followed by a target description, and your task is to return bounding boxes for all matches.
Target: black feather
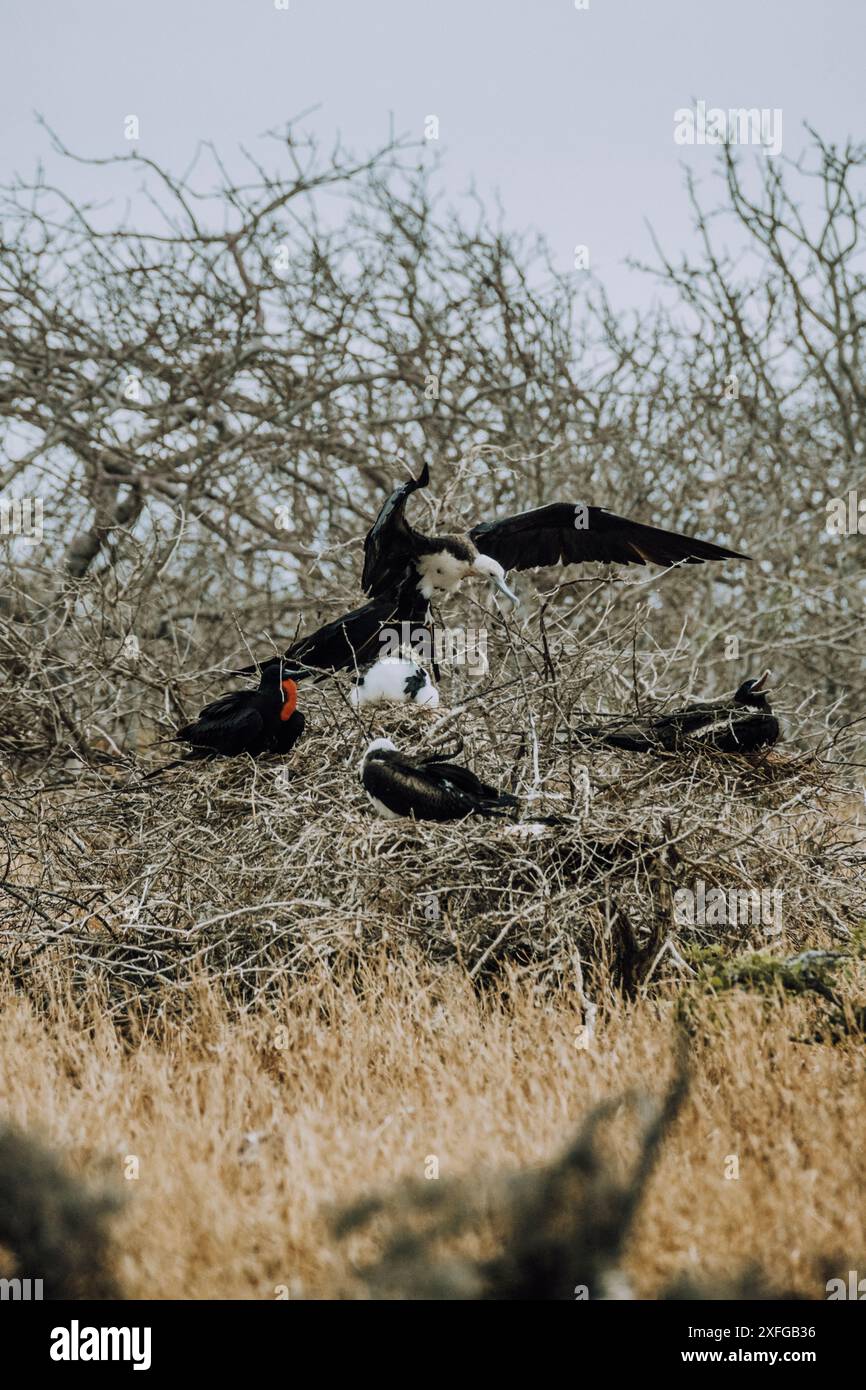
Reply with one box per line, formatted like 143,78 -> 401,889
143,668 -> 304,779
575,679 -> 779,756
470,504 -> 748,573
362,464 -> 430,596
235,570 -> 430,680
362,747 -> 519,822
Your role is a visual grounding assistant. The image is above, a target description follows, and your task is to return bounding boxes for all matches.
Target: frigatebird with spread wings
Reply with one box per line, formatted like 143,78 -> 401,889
361,462 -> 748,605
238,463 -> 746,684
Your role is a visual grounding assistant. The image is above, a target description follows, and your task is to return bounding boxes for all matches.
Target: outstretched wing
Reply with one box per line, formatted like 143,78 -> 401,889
362,463 -> 430,595
470,504 -> 748,573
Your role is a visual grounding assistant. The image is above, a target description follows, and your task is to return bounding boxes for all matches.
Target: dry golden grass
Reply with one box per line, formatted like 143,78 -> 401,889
0,949 -> 863,1299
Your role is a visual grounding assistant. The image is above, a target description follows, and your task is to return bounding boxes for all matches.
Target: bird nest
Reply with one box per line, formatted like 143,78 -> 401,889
2,667 -> 863,1020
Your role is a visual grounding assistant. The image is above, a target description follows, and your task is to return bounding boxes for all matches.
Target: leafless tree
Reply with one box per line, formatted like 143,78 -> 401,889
0,122 -> 863,765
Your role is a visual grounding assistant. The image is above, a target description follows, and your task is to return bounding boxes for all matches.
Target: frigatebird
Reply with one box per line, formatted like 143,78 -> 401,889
350,656 -> 439,709
237,464 -> 745,686
573,671 -> 778,755
359,739 -> 520,821
362,462 -> 748,604
143,662 -> 305,779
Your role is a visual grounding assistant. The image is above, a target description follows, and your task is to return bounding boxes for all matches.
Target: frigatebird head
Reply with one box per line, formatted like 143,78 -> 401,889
469,552 -> 520,607
358,737 -> 397,778
734,670 -> 773,708
261,660 -> 300,718
415,538 -> 518,605
415,538 -> 478,598
364,738 -> 398,756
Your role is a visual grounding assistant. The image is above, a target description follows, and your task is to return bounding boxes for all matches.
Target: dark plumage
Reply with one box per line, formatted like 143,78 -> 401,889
469,504 -> 747,572
360,739 -> 521,822
362,463 -> 432,596
144,663 -> 305,779
235,570 -> 430,681
237,464 -> 746,685
574,671 -> 779,755
361,464 -> 748,605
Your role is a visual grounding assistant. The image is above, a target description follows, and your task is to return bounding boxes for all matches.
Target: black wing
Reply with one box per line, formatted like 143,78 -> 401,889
234,573 -> 430,680
364,751 -> 510,821
362,463 -> 430,595
690,710 -> 780,754
287,576 -> 429,674
192,690 -> 250,722
577,704 -> 779,754
575,698 -> 732,751
420,759 -> 515,805
176,702 -> 264,755
574,723 -> 660,753
470,504 -> 748,573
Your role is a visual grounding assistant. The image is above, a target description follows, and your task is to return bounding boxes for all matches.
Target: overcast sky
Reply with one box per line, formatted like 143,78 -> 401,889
2,0 -> 863,310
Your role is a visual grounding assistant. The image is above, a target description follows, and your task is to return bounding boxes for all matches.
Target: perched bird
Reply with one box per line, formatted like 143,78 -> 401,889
143,663 -> 305,779
574,671 -> 779,755
361,462 -> 748,605
359,739 -> 520,821
350,656 -> 439,709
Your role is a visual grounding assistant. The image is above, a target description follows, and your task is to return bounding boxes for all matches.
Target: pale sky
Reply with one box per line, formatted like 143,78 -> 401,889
2,0 -> 863,309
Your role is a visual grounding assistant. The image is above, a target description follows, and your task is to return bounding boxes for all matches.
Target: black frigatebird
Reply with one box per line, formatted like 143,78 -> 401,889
143,662 -> 305,779
359,738 -> 521,821
362,462 -> 748,604
237,463 -> 746,685
574,671 -> 779,755
359,738 -> 569,825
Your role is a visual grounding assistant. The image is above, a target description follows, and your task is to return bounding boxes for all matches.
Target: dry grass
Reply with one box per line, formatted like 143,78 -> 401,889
0,950 -> 863,1299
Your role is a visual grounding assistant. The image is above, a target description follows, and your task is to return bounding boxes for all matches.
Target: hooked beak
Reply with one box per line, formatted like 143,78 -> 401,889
490,573 -> 519,607
752,668 -> 772,694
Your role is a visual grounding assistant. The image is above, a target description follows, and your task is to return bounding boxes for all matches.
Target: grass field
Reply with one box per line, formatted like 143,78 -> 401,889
1,945 -> 863,1299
